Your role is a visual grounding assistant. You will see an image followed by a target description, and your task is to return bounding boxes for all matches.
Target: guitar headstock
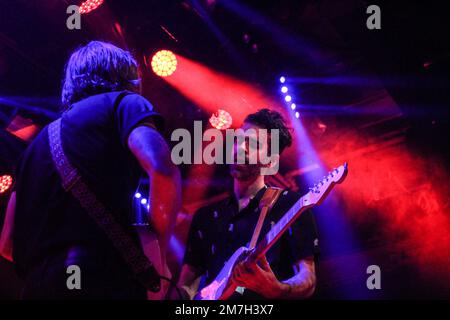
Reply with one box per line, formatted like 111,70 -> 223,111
304,163 -> 348,206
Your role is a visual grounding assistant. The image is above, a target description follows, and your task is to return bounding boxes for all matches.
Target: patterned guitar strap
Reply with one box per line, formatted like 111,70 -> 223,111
48,117 -> 161,293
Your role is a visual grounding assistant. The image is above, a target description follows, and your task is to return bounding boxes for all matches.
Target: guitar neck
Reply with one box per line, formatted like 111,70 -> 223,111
250,163 -> 348,260
251,194 -> 313,259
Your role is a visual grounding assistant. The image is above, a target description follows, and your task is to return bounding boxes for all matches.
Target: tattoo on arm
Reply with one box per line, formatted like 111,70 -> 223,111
281,258 -> 316,299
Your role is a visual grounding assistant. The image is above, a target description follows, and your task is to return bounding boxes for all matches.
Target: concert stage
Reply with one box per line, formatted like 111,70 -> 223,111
0,1 -> 449,302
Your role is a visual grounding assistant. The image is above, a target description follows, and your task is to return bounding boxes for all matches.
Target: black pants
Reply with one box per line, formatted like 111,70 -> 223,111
21,245 -> 147,299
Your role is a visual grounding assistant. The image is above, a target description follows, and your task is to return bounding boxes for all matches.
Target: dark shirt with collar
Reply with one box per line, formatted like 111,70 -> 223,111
183,186 -> 320,299
12,91 -> 163,298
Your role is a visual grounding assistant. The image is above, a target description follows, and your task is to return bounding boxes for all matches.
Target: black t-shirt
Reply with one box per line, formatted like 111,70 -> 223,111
13,91 -> 164,277
183,186 -> 320,299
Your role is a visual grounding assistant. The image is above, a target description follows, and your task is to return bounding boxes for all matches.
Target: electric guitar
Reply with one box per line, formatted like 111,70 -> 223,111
195,163 -> 348,300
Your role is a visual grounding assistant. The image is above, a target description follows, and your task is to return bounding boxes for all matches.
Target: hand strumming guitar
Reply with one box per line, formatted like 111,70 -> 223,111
231,255 -> 290,299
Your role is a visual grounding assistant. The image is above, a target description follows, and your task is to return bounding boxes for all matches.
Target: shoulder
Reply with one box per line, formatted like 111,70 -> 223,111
116,92 -> 164,132
118,91 -> 154,109
72,91 -> 154,112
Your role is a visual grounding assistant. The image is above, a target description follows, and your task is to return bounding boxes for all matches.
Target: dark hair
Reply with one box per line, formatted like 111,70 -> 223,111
61,41 -> 140,108
244,108 -> 293,154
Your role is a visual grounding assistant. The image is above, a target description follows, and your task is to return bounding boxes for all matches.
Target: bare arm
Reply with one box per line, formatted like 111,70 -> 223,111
128,125 -> 181,254
0,192 -> 16,262
176,263 -> 203,300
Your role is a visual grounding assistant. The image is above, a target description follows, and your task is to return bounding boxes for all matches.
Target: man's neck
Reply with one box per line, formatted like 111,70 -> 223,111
234,176 -> 265,211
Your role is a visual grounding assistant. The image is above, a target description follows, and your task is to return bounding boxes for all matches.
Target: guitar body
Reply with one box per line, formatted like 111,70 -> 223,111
196,247 -> 249,300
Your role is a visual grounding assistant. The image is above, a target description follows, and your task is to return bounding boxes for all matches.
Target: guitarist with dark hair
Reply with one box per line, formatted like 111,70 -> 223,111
177,109 -> 320,300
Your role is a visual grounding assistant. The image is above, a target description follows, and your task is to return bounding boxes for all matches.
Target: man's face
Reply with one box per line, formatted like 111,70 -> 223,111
229,122 -> 271,181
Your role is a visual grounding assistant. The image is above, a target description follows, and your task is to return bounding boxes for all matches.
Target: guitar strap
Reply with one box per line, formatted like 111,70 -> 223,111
248,187 -> 284,250
47,114 -> 161,293
233,187 -> 283,296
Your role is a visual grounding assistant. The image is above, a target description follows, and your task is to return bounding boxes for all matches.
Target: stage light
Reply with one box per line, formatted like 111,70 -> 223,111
0,175 -> 13,194
285,95 -> 292,102
290,103 -> 296,110
140,198 -> 148,205
295,111 -> 300,119
279,76 -> 286,83
281,86 -> 288,93
151,50 -> 177,77
209,109 -> 233,130
79,0 -> 104,14
134,192 -> 142,199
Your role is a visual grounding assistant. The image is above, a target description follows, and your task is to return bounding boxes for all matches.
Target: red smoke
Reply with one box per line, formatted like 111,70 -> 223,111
319,131 -> 450,280
162,54 -> 278,126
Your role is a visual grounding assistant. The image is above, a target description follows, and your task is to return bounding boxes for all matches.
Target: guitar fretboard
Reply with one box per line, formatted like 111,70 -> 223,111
251,163 -> 347,259
266,195 -> 304,243
253,194 -> 311,258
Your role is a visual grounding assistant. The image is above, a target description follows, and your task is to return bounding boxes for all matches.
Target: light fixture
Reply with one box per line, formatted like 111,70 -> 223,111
151,50 -> 178,77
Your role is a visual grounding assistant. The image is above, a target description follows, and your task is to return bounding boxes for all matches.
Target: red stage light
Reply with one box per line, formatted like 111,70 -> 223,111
209,109 -> 233,130
0,175 -> 13,194
151,50 -> 177,77
79,0 -> 104,14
